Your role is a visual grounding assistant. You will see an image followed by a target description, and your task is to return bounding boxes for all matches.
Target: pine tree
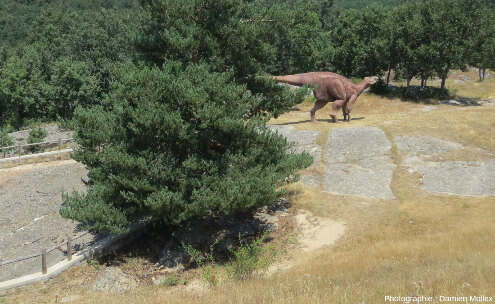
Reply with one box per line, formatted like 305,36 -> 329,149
60,0 -> 315,234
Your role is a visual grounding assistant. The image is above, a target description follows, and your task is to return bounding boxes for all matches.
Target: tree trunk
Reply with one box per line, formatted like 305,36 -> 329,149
405,68 -> 410,92
440,66 -> 450,91
424,78 -> 427,87
14,107 -> 21,129
483,68 -> 486,80
479,68 -> 482,81
386,67 -> 391,85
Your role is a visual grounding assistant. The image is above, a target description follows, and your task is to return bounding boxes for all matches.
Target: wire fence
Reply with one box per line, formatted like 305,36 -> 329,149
0,138 -> 74,159
0,137 -> 81,277
0,231 -> 91,275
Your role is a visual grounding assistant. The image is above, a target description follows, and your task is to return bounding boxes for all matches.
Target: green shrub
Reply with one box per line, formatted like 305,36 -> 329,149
0,128 -> 15,157
27,127 -> 48,153
371,83 -> 454,102
400,86 -> 453,101
86,259 -> 102,271
157,275 -> 180,286
226,232 -> 276,280
183,240 -> 219,286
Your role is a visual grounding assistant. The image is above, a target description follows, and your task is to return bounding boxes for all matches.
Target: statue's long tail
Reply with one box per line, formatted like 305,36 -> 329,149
273,75 -> 305,87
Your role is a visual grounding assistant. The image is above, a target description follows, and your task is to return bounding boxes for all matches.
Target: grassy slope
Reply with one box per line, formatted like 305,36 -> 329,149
5,71 -> 495,303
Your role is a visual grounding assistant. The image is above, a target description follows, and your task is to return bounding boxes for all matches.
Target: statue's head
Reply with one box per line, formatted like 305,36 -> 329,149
364,76 -> 379,86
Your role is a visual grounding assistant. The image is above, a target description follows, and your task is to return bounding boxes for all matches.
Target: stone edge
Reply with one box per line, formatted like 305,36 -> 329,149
0,149 -> 73,169
0,221 -> 148,293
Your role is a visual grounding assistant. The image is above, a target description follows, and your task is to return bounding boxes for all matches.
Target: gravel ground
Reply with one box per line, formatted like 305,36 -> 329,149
0,160 -> 98,282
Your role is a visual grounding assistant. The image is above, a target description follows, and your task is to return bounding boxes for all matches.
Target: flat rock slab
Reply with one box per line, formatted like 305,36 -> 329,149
267,125 -> 322,166
415,160 -> 495,196
395,136 -> 462,165
92,267 -> 138,294
323,127 -> 395,199
396,136 -> 495,197
0,161 -> 96,282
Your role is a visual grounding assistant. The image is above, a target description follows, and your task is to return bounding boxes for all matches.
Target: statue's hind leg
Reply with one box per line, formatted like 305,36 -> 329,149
326,79 -> 347,123
330,100 -> 344,123
310,100 -> 328,123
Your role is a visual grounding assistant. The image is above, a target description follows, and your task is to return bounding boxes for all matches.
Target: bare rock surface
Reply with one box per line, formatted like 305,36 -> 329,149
0,160 -> 96,282
395,136 -> 495,196
415,160 -> 495,196
323,127 -> 396,199
60,295 -> 82,303
155,242 -> 187,272
421,106 -> 437,112
92,267 -> 138,294
267,125 -> 322,166
395,136 -> 462,165
298,174 -> 320,188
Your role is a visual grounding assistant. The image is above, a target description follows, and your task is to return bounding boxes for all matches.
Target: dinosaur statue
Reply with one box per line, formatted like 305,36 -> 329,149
273,72 -> 379,123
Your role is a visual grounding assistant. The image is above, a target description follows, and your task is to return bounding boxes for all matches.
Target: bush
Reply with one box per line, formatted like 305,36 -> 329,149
156,275 -> 180,286
27,127 -> 48,153
370,82 -> 454,102
0,128 -> 15,157
183,240 -> 219,286
226,232 -> 276,280
369,78 -> 388,95
400,86 -> 453,102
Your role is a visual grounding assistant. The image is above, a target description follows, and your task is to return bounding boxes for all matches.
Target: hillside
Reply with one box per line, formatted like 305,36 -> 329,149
4,69 -> 495,303
333,0 -> 406,9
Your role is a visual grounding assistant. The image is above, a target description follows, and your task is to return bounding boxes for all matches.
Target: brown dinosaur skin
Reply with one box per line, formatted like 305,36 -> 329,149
273,72 -> 378,123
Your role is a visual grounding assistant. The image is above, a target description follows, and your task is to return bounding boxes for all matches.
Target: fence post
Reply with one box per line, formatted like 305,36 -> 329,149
41,249 -> 47,274
58,138 -> 62,151
67,235 -> 72,261
18,145 -> 21,158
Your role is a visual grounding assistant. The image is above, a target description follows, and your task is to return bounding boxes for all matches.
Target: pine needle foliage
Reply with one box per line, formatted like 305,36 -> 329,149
60,61 -> 312,234
60,0 -> 319,233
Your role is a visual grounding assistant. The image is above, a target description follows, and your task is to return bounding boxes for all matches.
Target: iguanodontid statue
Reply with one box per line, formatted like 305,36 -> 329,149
273,72 -> 379,123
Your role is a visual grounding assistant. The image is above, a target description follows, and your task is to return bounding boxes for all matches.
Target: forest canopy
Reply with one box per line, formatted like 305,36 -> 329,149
1,0 -> 493,128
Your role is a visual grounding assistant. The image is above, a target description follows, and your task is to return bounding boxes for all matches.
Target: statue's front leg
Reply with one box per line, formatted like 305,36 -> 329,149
344,95 -> 358,122
342,102 -> 350,121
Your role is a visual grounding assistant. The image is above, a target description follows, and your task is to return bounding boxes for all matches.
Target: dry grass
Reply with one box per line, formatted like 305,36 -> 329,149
4,73 -> 495,304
